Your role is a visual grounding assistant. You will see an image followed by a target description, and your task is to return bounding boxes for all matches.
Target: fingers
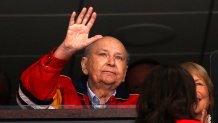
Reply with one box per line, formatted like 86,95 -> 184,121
87,35 -> 103,44
86,12 -> 97,29
69,11 -> 76,26
75,7 -> 96,29
82,7 -> 93,25
76,7 -> 87,24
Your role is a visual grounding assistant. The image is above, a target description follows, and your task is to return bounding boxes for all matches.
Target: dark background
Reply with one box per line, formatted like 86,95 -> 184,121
0,0 -> 217,121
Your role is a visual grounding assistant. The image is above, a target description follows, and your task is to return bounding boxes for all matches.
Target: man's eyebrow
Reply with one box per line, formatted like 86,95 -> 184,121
96,48 -> 126,56
97,49 -> 108,52
115,52 -> 125,56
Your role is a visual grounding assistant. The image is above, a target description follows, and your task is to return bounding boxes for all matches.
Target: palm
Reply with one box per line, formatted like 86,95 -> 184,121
64,24 -> 90,51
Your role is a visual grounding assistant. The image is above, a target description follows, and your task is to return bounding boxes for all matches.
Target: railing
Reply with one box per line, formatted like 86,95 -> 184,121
0,105 -> 137,123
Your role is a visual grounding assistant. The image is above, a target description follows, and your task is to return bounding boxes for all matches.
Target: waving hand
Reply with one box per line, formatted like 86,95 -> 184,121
54,7 -> 102,60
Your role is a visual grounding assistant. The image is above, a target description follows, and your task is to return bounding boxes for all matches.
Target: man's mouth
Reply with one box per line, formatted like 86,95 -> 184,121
102,71 -> 116,74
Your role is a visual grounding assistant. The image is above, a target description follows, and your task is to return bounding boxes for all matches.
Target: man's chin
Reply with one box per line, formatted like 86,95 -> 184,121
101,77 -> 118,85
102,80 -> 116,85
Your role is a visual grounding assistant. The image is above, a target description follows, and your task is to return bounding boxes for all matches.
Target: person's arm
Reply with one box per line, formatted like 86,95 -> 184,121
17,7 -> 102,109
17,50 -> 68,109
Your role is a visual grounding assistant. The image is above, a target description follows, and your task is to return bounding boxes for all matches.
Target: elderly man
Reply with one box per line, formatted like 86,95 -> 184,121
17,7 -> 139,109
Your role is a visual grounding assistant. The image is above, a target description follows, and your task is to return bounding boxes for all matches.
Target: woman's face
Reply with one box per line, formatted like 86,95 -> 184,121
192,74 -> 210,118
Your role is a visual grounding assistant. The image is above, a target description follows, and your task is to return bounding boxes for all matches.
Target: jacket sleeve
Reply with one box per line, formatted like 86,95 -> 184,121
17,49 -> 68,109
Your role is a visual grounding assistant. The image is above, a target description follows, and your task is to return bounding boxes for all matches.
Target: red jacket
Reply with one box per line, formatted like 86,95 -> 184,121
17,50 -> 139,109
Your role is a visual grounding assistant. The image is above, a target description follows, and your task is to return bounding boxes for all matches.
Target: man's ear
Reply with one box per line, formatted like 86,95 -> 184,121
81,57 -> 88,75
122,65 -> 128,82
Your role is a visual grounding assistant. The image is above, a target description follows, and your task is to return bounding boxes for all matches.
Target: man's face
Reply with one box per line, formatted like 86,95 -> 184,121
81,37 -> 128,89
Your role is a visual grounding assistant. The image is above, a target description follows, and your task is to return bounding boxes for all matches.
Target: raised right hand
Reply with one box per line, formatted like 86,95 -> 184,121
54,7 -> 102,60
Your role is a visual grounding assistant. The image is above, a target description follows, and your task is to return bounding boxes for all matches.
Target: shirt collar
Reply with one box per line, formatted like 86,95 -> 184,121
75,75 -> 130,100
87,82 -> 116,109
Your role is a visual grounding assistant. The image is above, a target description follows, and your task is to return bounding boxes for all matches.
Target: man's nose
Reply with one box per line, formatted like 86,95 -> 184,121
107,56 -> 115,66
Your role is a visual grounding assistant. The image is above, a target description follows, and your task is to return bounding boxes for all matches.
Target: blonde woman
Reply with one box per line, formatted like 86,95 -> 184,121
181,62 -> 214,123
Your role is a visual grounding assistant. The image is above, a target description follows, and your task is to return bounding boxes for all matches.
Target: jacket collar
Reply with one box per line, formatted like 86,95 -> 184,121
74,75 -> 130,100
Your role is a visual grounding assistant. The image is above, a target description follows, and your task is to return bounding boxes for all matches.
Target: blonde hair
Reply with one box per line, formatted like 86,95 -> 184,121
181,62 -> 214,112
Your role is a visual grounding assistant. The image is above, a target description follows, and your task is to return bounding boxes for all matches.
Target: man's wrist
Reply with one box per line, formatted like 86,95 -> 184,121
54,43 -> 77,60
